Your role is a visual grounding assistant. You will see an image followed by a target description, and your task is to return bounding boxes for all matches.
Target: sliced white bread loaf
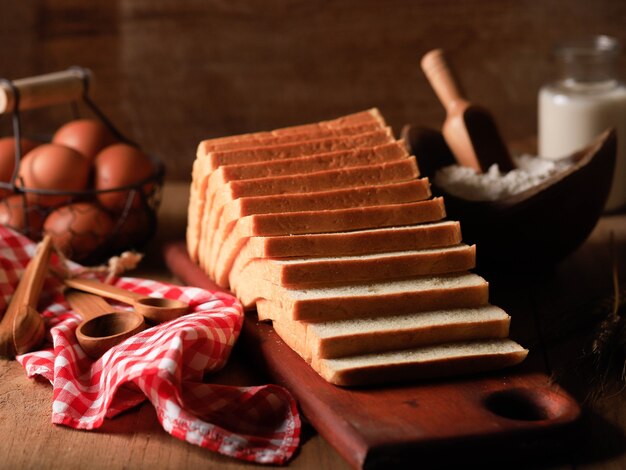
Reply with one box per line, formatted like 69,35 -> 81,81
268,305 -> 511,360
248,272 -> 489,319
188,108 -> 528,387
202,157 -> 421,273
230,244 -> 476,291
314,340 -> 528,386
213,198 -> 447,287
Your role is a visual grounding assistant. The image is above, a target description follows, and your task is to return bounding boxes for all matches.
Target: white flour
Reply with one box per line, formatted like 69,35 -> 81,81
434,155 -> 570,201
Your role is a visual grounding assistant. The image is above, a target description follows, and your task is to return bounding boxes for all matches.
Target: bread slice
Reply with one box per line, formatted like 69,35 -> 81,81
248,272 -> 489,320
200,122 -> 384,152
196,108 -> 385,151
230,223 -> 464,276
269,305 -> 511,360
222,179 -> 431,221
201,157 -> 421,273
212,141 -> 408,182
213,198 -> 447,287
231,244 -> 476,291
307,339 -> 528,386
215,158 -> 419,202
202,128 -> 395,171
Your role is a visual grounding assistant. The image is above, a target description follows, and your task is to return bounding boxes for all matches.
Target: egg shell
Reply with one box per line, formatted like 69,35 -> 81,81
52,119 -> 117,160
0,137 -> 40,198
44,202 -> 114,261
18,143 -> 91,207
0,195 -> 45,239
95,143 -> 155,212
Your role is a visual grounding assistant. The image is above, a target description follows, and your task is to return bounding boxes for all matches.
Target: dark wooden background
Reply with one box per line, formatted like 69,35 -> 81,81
1,0 -> 625,180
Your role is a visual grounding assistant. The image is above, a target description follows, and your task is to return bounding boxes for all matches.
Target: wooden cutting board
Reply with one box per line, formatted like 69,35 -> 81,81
163,242 -> 581,469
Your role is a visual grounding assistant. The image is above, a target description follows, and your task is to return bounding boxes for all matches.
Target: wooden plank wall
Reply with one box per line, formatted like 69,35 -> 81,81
1,0 -> 625,180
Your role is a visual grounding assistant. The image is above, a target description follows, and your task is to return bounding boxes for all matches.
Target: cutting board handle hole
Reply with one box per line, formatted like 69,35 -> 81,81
483,388 -> 557,421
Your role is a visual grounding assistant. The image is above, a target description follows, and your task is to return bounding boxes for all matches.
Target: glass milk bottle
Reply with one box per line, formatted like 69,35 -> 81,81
539,35 -> 626,211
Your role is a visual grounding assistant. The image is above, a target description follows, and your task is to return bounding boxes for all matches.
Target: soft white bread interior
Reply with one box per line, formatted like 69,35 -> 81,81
253,272 -> 489,321
269,304 -> 511,360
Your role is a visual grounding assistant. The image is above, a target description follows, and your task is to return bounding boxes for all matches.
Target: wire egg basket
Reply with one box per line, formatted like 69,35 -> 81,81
0,67 -> 164,264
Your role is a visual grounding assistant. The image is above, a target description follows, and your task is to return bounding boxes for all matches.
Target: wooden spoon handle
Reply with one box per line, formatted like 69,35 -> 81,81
0,235 -> 52,357
64,278 -> 144,305
0,68 -> 90,115
421,49 -> 467,112
65,290 -> 115,322
22,235 -> 53,308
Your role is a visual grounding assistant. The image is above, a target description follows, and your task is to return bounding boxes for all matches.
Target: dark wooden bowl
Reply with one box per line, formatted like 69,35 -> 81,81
401,125 -> 617,272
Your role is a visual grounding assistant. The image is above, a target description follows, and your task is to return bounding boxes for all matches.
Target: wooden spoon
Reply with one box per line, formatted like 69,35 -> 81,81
64,278 -> 188,323
65,289 -> 145,359
0,235 -> 53,358
420,48 -> 515,173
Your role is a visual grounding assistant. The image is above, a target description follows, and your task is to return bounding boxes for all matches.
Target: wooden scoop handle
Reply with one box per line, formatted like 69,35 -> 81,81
65,290 -> 117,322
0,68 -> 91,115
64,278 -> 144,305
421,49 -> 467,112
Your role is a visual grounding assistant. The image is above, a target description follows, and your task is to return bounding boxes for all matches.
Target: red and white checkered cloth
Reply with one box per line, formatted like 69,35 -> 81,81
0,226 -> 300,465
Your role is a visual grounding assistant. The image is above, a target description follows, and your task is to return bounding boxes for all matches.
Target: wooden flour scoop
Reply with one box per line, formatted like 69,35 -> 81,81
0,235 -> 53,357
421,49 -> 515,173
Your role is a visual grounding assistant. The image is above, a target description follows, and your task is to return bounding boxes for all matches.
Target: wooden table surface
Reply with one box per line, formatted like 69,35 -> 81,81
1,181 -> 626,469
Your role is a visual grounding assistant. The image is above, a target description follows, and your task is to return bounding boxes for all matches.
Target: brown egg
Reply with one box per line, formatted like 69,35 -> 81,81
0,137 -> 40,198
17,143 -> 91,207
44,202 -> 114,261
95,143 -> 155,211
0,195 -> 45,239
52,119 -> 117,160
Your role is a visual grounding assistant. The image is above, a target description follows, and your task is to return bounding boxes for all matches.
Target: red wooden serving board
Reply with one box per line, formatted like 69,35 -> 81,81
164,242 -> 581,469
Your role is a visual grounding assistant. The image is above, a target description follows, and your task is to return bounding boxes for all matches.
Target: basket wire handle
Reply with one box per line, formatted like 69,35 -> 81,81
0,68 -> 87,115
0,78 -> 24,189
0,66 -> 135,147
67,66 -> 135,146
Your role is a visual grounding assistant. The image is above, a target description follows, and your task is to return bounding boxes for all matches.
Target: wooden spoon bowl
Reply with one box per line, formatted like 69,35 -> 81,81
132,297 -> 188,322
66,289 -> 146,359
76,311 -> 144,359
402,125 -> 617,272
